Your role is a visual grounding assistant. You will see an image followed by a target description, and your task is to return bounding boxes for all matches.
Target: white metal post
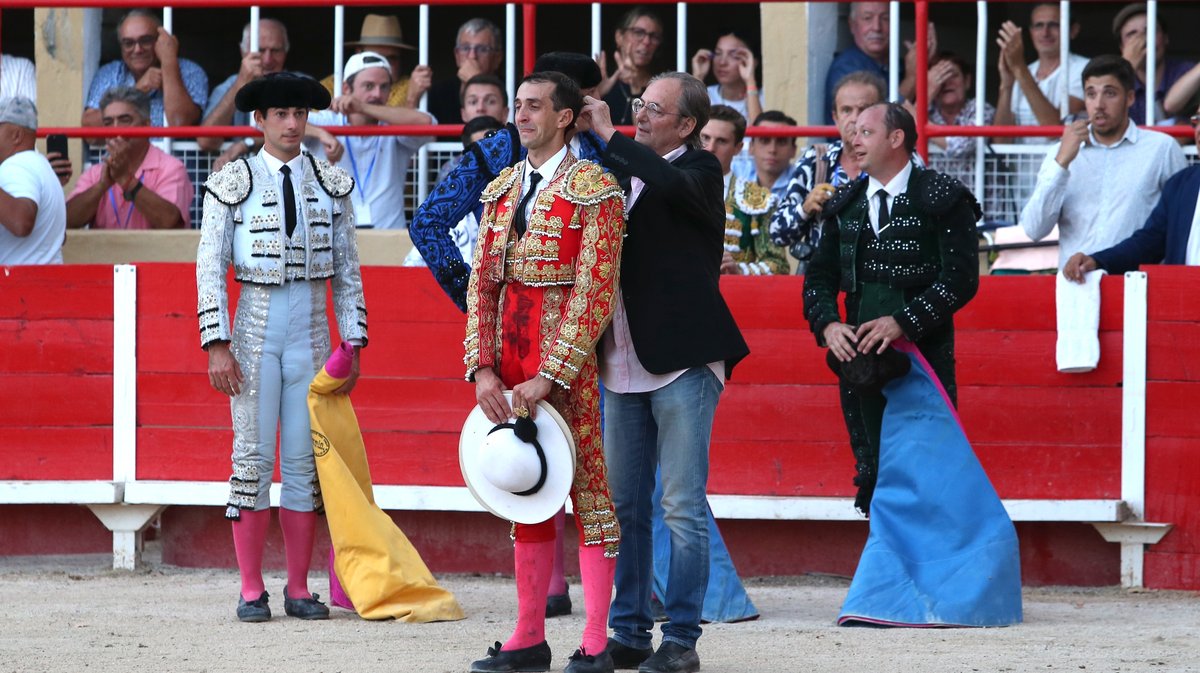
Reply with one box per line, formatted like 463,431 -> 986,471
159,8 -> 174,153
974,1 -> 987,215
1145,1 -> 1156,125
888,1 -> 900,101
591,3 -> 601,60
1059,0 -> 1070,118
249,6 -> 260,53
333,6 -> 345,92
112,265 -> 137,484
676,3 -> 687,73
417,4 -> 431,204
1121,271 -> 1148,521
506,4 -> 516,118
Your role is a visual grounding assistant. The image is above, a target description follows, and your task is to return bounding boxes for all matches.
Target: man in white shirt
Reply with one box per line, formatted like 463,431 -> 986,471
306,52 -> 435,229
995,4 -> 1087,139
0,97 -> 66,265
1021,55 -> 1186,270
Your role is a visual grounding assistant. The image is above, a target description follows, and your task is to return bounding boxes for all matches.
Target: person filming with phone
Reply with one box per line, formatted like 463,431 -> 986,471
1021,55 -> 1185,269
66,86 -> 192,230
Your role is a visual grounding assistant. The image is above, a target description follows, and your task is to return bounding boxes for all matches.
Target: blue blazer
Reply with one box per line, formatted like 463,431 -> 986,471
1093,165 -> 1200,273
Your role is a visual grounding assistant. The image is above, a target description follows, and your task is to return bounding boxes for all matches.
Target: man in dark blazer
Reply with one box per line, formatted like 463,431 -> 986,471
581,73 -> 749,673
1064,108 -> 1200,280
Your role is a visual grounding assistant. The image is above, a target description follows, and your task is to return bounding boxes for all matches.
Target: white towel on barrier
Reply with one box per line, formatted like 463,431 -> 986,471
1056,269 -> 1105,373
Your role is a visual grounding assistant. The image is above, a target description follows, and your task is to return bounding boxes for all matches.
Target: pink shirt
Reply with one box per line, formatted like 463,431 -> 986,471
70,144 -> 193,229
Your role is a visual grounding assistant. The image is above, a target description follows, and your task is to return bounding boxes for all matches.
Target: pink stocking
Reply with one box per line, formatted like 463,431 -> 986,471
231,508 -> 271,601
549,508 -> 568,596
279,508 -> 317,600
503,539 -> 554,651
578,545 -> 616,656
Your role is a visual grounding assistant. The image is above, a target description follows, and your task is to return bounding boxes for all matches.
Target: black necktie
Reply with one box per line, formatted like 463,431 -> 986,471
280,164 -> 297,238
511,171 -> 542,238
876,190 -> 890,233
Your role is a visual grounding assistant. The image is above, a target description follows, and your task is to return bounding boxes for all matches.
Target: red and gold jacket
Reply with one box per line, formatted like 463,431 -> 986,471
463,153 -> 626,388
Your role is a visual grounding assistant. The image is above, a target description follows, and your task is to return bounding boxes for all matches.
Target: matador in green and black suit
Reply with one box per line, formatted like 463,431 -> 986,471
802,164 -> 980,514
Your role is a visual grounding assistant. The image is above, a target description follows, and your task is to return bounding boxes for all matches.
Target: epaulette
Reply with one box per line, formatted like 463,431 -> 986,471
306,153 -> 355,199
912,168 -> 982,220
563,160 -> 623,206
202,157 -> 252,206
481,164 -> 520,203
821,175 -> 868,218
734,178 -> 775,216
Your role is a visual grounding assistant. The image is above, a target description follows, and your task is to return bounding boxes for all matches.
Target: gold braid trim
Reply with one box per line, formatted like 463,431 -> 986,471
482,164 -> 522,203
563,161 -> 625,207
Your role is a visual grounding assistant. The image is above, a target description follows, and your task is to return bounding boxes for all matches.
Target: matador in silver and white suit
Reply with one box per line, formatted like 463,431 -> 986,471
197,150 -> 367,518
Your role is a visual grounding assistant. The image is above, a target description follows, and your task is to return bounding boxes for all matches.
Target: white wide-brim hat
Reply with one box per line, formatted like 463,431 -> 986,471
459,392 -> 575,524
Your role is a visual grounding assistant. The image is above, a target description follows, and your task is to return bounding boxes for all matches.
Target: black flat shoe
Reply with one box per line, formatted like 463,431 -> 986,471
236,590 -> 270,623
638,642 -> 699,673
283,588 -> 330,620
546,591 -> 572,618
469,640 -> 552,673
565,648 -> 615,673
605,638 -> 652,670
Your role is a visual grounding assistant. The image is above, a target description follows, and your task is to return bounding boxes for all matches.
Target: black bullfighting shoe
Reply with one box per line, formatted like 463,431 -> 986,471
236,590 -> 271,623
469,640 -> 552,672
283,588 -> 330,620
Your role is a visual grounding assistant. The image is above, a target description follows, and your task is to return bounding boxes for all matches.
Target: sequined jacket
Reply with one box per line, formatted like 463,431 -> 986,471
196,151 -> 368,349
724,175 -> 789,275
463,154 -> 625,389
410,124 -> 607,312
803,165 -> 981,344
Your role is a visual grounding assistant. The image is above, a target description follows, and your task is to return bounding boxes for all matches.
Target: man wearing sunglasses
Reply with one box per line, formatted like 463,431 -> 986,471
1064,108 -> 1200,281
580,73 -> 748,673
82,9 -> 207,130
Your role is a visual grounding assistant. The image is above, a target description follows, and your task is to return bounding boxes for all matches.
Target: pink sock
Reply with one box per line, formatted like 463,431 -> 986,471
279,508 -> 317,600
504,539 -> 554,651
549,508 -> 568,595
578,545 -> 616,657
328,548 -> 354,610
231,508 -> 271,601
325,342 -> 354,379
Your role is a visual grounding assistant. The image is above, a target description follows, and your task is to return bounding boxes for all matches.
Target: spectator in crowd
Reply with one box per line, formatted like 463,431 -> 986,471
771,72 -> 885,274
66,87 -> 191,230
597,7 -> 665,126
1112,3 -> 1196,125
1063,106 -> 1200,280
409,51 -> 606,310
581,72 -> 750,673
196,72 -> 367,624
0,97 -> 65,265
83,10 -> 207,129
306,52 -> 436,230
741,110 -> 797,199
703,105 -> 788,276
804,102 -> 980,516
426,18 -> 503,127
1022,55 -> 1185,270
994,4 -> 1087,138
403,116 -> 503,268
198,18 -> 292,158
1,54 -> 36,100
925,52 -> 995,190
460,74 -> 509,123
824,2 -> 930,122
321,15 -> 430,112
691,32 -> 762,123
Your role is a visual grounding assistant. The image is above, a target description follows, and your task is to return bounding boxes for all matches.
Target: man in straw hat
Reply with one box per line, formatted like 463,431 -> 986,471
321,14 -> 432,110
196,72 -> 368,623
462,70 -> 625,673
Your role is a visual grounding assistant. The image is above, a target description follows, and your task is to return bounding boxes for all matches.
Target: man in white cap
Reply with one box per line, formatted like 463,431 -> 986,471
306,51 -> 436,230
196,72 -> 367,623
320,14 -> 432,110
0,96 -> 66,265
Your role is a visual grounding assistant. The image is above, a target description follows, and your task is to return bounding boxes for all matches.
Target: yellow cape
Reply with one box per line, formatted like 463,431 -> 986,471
308,360 -> 465,622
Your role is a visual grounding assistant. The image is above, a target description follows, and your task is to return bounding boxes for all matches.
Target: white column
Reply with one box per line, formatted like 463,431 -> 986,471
112,265 -> 137,485
333,6 -> 344,92
1121,271 -> 1148,521
1145,1 -> 1156,125
1059,0 -> 1070,118
505,4 -> 516,116
974,2 -> 987,213
417,4 -> 431,204
591,3 -> 601,59
676,3 -> 687,73
888,1 -> 900,101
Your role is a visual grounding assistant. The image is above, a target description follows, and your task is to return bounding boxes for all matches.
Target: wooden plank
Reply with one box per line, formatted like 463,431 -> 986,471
1147,321 -> 1200,382
0,374 -> 111,427
1145,266 -> 1200,322
956,330 -> 1123,387
1144,551 -> 1200,590
0,265 -> 113,320
956,274 -> 1124,332
1,427 -> 112,480
720,276 -> 807,331
1146,382 -> 1200,439
1145,436 -> 1200,554
0,319 -> 113,374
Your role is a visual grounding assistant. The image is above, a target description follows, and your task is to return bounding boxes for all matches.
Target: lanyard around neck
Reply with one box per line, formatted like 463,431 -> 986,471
107,170 -> 144,228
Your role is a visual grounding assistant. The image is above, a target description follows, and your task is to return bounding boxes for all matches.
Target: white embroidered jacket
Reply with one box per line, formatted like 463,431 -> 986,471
196,151 -> 368,348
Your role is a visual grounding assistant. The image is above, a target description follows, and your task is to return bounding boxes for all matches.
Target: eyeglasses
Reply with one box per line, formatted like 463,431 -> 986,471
632,98 -> 684,119
455,44 -> 498,57
624,27 -> 663,43
119,35 -> 157,51
1190,114 -> 1200,129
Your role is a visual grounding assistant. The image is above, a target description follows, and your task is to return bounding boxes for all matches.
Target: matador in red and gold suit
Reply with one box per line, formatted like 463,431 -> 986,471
464,145 -> 626,669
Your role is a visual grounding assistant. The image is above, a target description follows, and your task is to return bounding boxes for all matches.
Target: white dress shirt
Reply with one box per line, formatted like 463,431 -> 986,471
518,143 -> 569,225
1020,122 -> 1187,269
258,148 -> 307,238
1187,187 -> 1200,266
866,161 -> 914,236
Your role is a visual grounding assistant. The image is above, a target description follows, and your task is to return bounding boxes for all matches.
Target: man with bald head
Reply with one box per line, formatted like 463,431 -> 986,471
803,102 -> 979,517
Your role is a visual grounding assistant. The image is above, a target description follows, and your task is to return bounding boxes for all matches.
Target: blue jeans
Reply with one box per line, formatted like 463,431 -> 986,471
604,366 -> 723,650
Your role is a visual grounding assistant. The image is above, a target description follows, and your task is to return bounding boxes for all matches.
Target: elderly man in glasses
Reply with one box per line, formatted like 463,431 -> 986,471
82,9 -> 207,130
426,17 -> 505,127
1064,106 -> 1200,281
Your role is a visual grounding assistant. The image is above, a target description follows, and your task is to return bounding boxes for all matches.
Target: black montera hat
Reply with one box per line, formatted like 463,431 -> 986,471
235,72 -> 332,113
825,348 -> 912,394
533,52 -> 603,90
